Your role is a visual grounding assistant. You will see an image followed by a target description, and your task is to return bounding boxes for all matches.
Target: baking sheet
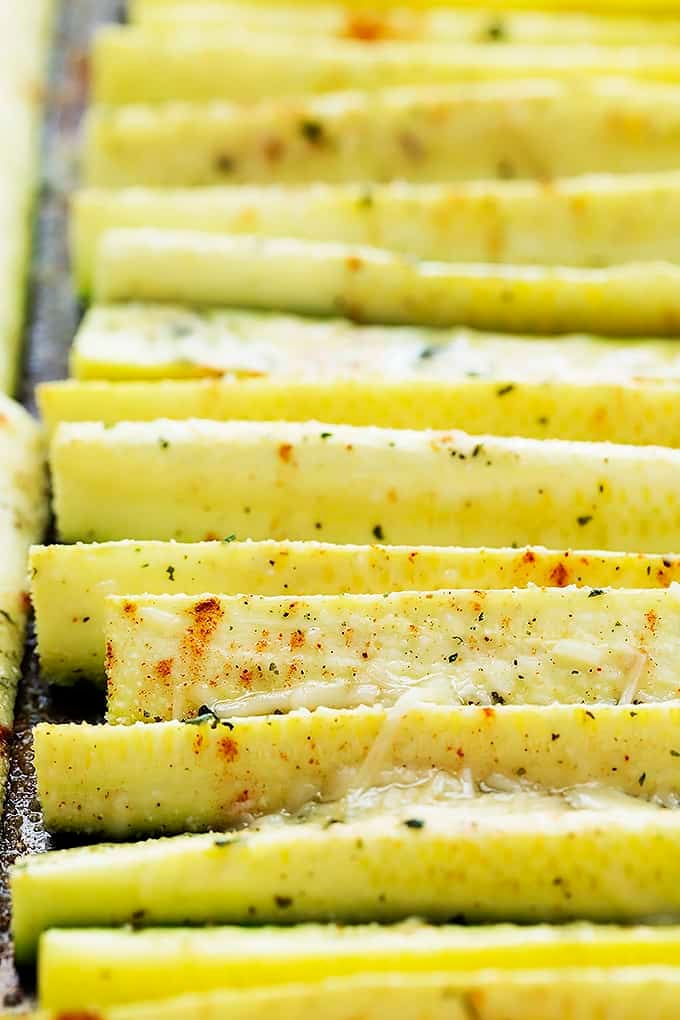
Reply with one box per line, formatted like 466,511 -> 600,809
0,0 -> 122,1005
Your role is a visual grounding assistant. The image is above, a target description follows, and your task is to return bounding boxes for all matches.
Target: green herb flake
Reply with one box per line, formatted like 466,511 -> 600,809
300,120 -> 324,143
404,818 -> 425,829
588,589 -> 604,598
215,154 -> 235,174
166,565 -> 175,581
373,524 -> 384,541
485,18 -> 507,41
223,534 -> 237,543
496,384 -> 515,397
497,159 -> 515,179
577,515 -> 593,527
186,705 -> 221,727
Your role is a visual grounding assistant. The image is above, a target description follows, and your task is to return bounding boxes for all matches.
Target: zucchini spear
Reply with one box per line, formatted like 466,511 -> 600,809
92,229 -> 680,336
67,305 -> 680,384
84,79 -> 680,189
33,703 -> 680,835
31,541 -> 680,683
0,0 -> 52,394
132,3 -> 680,47
50,419 -> 680,550
130,0 -> 680,15
0,396 -> 46,809
72,174 -> 680,293
14,776 -> 680,961
37,378 -> 680,451
93,28 -> 680,106
24,968 -> 680,1020
105,585 -> 680,723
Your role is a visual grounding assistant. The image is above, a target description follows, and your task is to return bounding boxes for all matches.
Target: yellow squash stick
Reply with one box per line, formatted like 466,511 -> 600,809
50,419 -> 680,551
72,175 -> 680,293
0,396 -> 46,810
14,776 -> 680,960
93,28 -> 680,105
23,969 -> 680,1020
33,703 -> 680,835
37,378 -> 680,451
132,4 -> 680,46
31,541 -> 680,683
105,585 -> 680,723
131,0 -> 680,14
83,79 -> 680,189
92,229 -> 680,336
66,305 -> 680,384
0,0 -> 52,393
